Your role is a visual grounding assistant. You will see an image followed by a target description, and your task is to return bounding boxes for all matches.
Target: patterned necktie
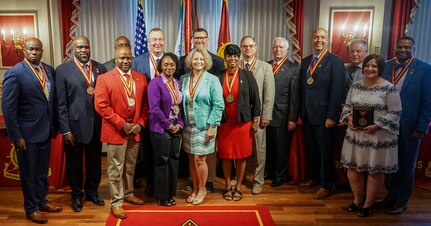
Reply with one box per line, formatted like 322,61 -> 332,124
36,66 -> 50,99
245,63 -> 250,71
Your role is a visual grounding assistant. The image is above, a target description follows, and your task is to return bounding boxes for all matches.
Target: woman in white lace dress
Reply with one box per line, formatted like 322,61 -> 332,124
340,54 -> 402,217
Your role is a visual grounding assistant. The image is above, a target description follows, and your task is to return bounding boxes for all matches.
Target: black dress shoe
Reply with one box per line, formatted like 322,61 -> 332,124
134,178 -> 143,188
168,197 -> 176,206
342,202 -> 361,212
385,205 -> 407,215
157,200 -> 172,207
205,181 -> 214,193
358,206 -> 373,217
72,198 -> 83,212
271,179 -> 285,187
85,196 -> 105,206
145,184 -> 154,197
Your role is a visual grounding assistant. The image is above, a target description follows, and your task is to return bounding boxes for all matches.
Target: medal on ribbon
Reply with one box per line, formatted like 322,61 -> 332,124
74,58 -> 94,95
224,68 -> 238,103
166,80 -> 180,115
272,56 -> 288,75
241,58 -> 257,71
149,54 -> 160,77
188,72 -> 204,108
119,73 -> 135,106
307,49 -> 328,85
391,57 -> 414,85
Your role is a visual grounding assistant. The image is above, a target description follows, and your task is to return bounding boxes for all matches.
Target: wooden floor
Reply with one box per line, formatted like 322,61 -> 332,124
1,156 -> 431,226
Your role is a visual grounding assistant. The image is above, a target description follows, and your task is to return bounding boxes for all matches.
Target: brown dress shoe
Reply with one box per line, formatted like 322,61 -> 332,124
40,202 -> 63,212
124,196 -> 144,205
314,188 -> 332,199
111,206 -> 127,219
27,211 -> 48,224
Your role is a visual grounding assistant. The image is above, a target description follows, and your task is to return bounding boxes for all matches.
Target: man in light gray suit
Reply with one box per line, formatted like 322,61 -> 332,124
266,37 -> 300,188
240,36 -> 275,195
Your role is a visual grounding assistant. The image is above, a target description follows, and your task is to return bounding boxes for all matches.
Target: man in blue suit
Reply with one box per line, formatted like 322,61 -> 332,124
56,36 -> 107,212
380,36 -> 431,215
2,37 -> 62,224
131,27 -> 165,195
299,28 -> 345,199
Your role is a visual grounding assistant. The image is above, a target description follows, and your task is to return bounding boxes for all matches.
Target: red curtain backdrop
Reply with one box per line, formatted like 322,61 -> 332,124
388,0 -> 416,59
291,0 -> 304,58
59,0 -> 75,61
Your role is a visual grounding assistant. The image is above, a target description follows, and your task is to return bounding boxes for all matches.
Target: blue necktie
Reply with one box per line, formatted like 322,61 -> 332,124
245,63 -> 250,70
307,57 -> 318,78
156,59 -> 160,65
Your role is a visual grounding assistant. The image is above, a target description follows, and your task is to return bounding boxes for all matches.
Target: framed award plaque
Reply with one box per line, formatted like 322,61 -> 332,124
352,106 -> 374,129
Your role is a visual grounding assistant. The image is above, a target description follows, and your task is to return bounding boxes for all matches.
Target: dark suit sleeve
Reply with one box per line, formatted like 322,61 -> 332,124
288,64 -> 300,121
50,68 -> 59,134
246,71 -> 261,117
327,56 -> 345,121
1,68 -> 22,141
55,65 -> 71,134
417,63 -> 431,133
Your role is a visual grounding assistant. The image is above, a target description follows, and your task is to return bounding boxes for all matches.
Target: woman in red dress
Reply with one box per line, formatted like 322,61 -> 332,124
217,44 -> 261,201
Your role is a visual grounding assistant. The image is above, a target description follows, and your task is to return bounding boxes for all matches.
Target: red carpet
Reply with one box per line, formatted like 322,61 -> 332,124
105,205 -> 275,226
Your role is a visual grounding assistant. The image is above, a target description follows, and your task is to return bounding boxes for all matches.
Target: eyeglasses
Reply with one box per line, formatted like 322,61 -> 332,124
193,36 -> 207,40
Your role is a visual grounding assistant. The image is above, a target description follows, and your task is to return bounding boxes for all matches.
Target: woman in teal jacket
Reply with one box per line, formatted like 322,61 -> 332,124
181,48 -> 224,205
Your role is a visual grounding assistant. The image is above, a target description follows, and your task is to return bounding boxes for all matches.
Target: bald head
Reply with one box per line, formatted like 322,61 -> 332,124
73,36 -> 91,63
24,37 -> 43,65
114,36 -> 131,50
115,47 -> 132,73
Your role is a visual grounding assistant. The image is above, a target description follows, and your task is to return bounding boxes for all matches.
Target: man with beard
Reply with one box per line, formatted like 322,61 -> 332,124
95,47 -> 149,219
2,37 -> 62,224
56,35 -> 107,212
379,36 -> 431,215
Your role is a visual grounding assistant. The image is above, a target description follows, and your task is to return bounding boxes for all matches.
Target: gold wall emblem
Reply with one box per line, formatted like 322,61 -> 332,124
181,218 -> 198,226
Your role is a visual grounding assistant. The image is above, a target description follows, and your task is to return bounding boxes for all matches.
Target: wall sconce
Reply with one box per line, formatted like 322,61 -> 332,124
1,29 -> 27,55
341,23 -> 367,48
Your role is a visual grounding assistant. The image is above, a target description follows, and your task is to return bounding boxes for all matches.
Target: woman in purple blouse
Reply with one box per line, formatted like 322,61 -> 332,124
147,53 -> 184,206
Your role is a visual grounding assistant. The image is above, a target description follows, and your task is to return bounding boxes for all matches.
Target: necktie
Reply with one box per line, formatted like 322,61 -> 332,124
394,62 -> 404,71
36,66 -> 50,99
156,59 -> 160,65
273,63 -> 279,69
311,56 -> 318,67
345,66 -> 358,95
245,63 -> 250,70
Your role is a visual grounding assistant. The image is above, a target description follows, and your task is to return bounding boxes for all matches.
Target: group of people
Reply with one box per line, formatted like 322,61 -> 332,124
2,25 -> 430,224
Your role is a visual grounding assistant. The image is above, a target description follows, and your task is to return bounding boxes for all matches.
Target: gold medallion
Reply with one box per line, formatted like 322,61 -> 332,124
358,117 -> 367,127
87,86 -> 95,95
226,94 -> 234,103
172,105 -> 180,115
306,77 -> 314,85
187,99 -> 193,108
128,98 -> 135,107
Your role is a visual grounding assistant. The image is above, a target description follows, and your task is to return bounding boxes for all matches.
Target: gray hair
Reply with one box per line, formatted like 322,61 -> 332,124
272,37 -> 289,49
349,39 -> 368,51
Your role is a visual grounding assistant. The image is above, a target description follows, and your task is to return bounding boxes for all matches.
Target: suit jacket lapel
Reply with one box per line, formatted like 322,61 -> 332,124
24,62 -> 47,100
112,70 -> 129,105
401,58 -> 416,92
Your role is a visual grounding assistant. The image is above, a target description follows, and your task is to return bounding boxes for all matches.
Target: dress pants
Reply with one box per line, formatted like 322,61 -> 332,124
385,132 -> 421,206
65,131 -> 102,199
253,127 -> 267,186
150,131 -> 181,200
266,126 -> 293,181
16,139 -> 51,214
137,128 -> 153,186
303,122 -> 336,189
107,136 -> 140,207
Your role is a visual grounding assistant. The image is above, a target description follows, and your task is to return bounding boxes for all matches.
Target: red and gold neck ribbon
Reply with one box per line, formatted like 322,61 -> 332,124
189,72 -> 204,99
308,49 -> 328,78
24,58 -> 46,89
119,73 -> 134,97
391,57 -> 414,85
225,68 -> 239,94
240,58 -> 257,71
166,80 -> 179,105
73,58 -> 93,86
272,56 -> 288,75
149,54 -> 160,76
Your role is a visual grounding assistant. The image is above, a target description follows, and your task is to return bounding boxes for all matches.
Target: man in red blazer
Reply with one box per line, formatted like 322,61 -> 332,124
95,47 -> 149,219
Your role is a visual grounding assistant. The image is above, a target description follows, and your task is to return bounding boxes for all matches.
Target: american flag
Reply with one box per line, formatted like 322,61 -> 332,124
134,0 -> 148,56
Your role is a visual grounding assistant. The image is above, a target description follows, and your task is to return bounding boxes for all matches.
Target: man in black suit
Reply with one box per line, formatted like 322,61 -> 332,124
56,36 -> 107,212
103,36 -> 131,71
176,28 -> 225,193
299,28 -> 345,199
266,37 -> 300,188
2,37 -> 62,224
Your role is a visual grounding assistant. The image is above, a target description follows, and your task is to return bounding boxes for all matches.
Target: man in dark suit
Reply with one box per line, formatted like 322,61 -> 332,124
104,36 -> 131,71
2,37 -> 62,224
380,36 -> 431,215
56,36 -> 107,212
131,27 -> 165,195
299,28 -> 345,199
177,28 -> 225,193
266,37 -> 300,189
